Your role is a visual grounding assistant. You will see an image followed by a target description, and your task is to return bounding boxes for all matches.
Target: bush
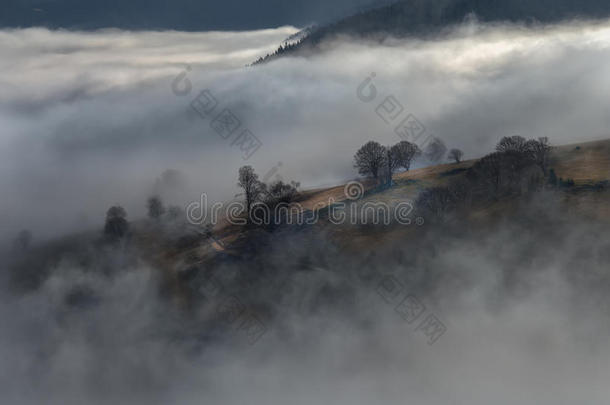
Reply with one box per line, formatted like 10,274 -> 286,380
104,206 -> 129,240
264,181 -> 300,206
147,196 -> 166,220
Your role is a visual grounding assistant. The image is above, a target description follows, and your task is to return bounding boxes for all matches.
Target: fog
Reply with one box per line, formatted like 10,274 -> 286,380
2,193 -> 610,404
1,20 -> 610,401
3,20 -> 610,240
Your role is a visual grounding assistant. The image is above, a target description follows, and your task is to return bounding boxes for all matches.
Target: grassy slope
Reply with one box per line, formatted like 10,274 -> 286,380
13,139 -> 607,294
197,139 -> 608,263
551,139 -> 610,184
44,139 -> 604,285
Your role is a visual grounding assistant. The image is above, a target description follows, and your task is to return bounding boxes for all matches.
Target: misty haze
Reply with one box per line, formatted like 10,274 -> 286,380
1,1 -> 610,404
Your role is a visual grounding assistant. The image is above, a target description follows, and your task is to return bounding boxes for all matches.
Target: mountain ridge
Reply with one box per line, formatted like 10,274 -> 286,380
253,0 -> 610,64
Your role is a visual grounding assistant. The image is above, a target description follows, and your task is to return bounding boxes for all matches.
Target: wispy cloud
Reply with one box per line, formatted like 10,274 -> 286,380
2,20 -> 610,241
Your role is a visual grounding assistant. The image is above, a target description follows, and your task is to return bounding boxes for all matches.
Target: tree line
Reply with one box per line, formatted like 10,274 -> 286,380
353,140 -> 465,186
415,136 -> 552,222
102,196 -> 184,241
54,135 -> 549,244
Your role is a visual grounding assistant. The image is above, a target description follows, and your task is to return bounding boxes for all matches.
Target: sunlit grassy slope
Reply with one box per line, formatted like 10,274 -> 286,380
170,139 -> 610,266
550,139 -> 610,185
301,139 -> 610,207
14,140 -> 608,298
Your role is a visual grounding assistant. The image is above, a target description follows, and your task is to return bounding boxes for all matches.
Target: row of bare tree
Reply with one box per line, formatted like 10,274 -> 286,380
353,141 -> 422,186
353,141 -> 466,186
102,195 -> 185,241
416,136 -> 551,222
237,166 -> 300,222
100,135 -> 549,238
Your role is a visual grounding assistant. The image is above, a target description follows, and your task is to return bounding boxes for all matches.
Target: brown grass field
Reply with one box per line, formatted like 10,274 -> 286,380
188,138 -> 610,258
550,139 -> 610,184
122,138 -> 610,290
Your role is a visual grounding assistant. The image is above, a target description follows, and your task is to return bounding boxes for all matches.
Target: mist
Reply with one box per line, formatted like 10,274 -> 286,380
2,191 -> 610,404
2,20 -> 610,402
3,20 -> 610,241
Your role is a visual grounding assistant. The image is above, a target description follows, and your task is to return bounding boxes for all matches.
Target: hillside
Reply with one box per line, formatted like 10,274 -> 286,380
9,138 -> 609,297
180,138 -> 610,261
551,139 -> 610,184
254,0 -> 610,64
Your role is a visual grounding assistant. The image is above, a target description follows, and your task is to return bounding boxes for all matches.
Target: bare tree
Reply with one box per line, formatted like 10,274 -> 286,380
448,148 -> 464,163
147,196 -> 166,220
391,141 -> 421,172
265,180 -> 300,205
104,206 -> 129,240
496,135 -> 528,153
468,150 -> 539,200
423,137 -> 447,162
354,141 -> 387,181
501,151 -> 538,193
525,137 -> 551,174
468,152 -> 504,200
384,146 -> 401,186
237,166 -> 264,216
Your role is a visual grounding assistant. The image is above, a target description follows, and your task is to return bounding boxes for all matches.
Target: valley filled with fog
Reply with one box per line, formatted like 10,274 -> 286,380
2,19 -> 610,240
2,15 -> 610,405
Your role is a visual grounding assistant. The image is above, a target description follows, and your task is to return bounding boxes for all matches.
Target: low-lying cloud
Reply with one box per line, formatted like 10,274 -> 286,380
2,194 -> 610,405
2,19 -> 610,241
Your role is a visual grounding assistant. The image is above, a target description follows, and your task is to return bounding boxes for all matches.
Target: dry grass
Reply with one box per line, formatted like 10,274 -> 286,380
197,139 -> 610,257
395,160 -> 475,183
550,139 -> 610,184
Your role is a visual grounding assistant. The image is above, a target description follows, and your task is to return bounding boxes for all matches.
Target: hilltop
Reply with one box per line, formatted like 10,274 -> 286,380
254,0 -> 610,64
8,138 -> 610,302
175,138 -> 610,263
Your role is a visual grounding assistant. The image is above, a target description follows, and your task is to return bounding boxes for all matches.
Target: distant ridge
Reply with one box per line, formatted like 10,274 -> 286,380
253,0 -> 610,64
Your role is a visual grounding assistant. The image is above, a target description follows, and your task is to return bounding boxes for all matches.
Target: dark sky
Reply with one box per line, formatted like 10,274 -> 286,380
0,0 -> 396,30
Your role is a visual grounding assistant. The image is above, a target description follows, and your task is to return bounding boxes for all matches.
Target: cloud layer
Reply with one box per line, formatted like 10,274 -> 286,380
2,20 -> 610,241
2,195 -> 610,405
2,21 -> 610,402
